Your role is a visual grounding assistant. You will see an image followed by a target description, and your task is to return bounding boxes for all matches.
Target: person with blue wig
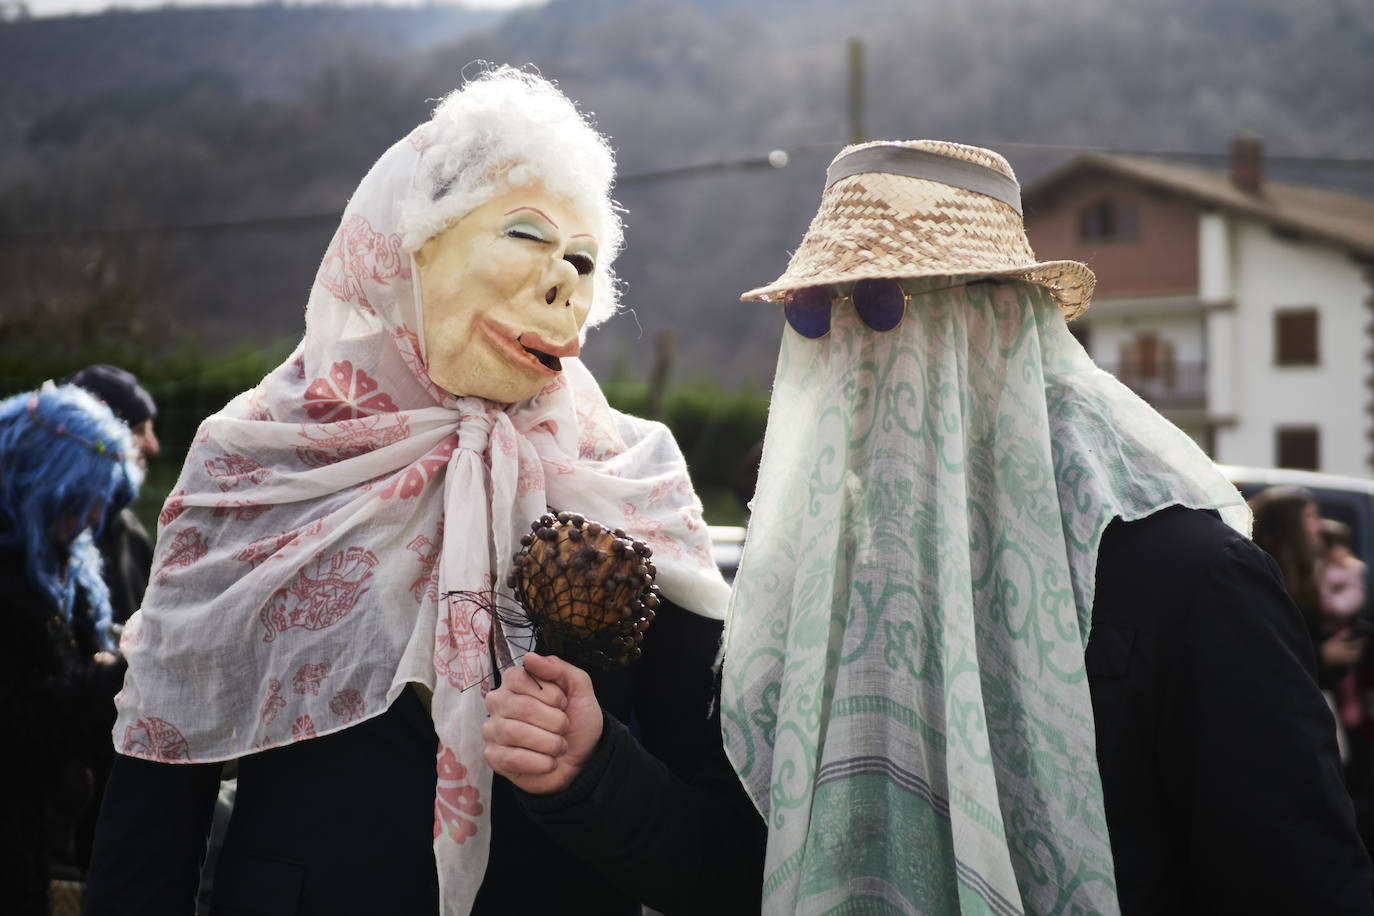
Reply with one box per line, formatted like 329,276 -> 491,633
0,383 -> 140,914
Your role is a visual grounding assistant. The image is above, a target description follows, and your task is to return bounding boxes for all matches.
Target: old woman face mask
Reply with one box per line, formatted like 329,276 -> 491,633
415,179 -> 598,404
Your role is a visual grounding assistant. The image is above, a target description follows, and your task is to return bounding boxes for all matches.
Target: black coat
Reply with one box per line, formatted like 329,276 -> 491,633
85,597 -> 765,915
95,507 -> 154,625
1088,506 -> 1374,915
1,544 -> 124,914
490,601 -> 765,915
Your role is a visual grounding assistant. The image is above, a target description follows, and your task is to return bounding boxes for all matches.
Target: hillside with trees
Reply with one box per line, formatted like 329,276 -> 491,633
2,0 -> 1372,390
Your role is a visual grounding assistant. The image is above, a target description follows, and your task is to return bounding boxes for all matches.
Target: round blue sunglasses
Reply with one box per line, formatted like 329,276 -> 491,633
782,277 -> 987,339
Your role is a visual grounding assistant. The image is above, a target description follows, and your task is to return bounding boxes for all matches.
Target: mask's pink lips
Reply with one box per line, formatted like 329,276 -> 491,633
479,318 -> 579,375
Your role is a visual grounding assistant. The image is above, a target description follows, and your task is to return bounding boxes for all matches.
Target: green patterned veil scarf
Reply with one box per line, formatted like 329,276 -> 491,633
722,278 -> 1248,915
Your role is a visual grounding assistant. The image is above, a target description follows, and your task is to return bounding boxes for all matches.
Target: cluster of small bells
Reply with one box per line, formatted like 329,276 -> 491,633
507,511 -> 661,669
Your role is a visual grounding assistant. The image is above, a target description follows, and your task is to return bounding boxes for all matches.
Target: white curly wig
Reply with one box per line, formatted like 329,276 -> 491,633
398,66 -> 624,328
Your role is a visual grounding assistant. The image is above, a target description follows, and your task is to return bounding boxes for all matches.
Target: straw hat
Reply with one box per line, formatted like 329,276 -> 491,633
741,139 -> 1095,319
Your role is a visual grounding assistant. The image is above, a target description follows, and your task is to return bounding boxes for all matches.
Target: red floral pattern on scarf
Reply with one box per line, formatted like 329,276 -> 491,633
295,414 -> 411,468
122,717 -> 190,761
318,215 -> 404,316
213,500 -> 269,522
154,527 -> 210,586
434,576 -> 493,692
292,660 -> 332,696
233,519 -> 326,569
291,715 -> 317,741
407,521 -> 443,603
380,436 -> 456,501
246,388 -> 274,422
577,399 -> 624,460
542,454 -> 579,484
434,744 -> 483,845
158,490 -> 186,529
205,454 -> 270,491
329,688 -> 366,723
260,547 -> 379,642
260,680 -> 286,727
304,361 -> 401,422
620,501 -> 684,561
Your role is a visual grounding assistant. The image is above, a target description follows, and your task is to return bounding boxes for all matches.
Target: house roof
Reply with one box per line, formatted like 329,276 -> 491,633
1023,152 -> 1374,262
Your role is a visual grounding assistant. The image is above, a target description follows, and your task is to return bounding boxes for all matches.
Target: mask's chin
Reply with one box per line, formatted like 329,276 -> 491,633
425,318 -> 574,404
427,359 -> 548,405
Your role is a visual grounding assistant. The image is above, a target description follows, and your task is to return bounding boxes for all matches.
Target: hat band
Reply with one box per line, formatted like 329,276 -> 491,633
825,145 -> 1023,215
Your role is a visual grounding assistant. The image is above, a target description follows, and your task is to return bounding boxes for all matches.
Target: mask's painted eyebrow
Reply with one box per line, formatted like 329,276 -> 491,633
503,206 -> 558,227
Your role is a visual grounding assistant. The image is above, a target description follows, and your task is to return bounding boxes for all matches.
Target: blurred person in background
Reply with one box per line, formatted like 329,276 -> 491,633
1319,515 -> 1374,863
1322,518 -> 1369,631
1251,486 -> 1374,866
0,383 -> 140,915
64,364 -> 159,627
1319,517 -> 1369,738
1251,488 -> 1365,692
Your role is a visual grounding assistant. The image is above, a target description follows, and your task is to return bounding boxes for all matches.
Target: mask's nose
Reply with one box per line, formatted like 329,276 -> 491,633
544,258 -> 580,308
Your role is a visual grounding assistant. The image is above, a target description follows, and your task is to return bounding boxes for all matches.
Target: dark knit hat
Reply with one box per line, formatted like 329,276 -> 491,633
64,364 -> 157,427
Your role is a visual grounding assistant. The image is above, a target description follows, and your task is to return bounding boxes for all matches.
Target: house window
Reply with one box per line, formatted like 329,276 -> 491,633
1078,197 -> 1140,242
1276,426 -> 1320,470
1274,308 -> 1319,366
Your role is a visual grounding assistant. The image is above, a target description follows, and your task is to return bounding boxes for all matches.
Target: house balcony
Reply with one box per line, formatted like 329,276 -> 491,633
1097,361 -> 1208,408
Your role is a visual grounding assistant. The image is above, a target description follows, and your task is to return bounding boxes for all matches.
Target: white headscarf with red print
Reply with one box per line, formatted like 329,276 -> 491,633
112,105 -> 729,913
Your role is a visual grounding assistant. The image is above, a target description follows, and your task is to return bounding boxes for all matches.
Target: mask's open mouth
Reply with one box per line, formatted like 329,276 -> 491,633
520,341 -> 562,372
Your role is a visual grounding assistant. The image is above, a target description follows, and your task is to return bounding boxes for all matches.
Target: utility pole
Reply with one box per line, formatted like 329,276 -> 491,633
848,37 -> 866,144
648,329 -> 675,419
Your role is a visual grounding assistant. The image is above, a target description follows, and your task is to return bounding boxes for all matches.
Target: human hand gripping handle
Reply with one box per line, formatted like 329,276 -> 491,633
482,652 -> 604,795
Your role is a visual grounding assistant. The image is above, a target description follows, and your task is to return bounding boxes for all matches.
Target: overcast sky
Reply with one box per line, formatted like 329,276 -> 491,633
17,0 -> 535,18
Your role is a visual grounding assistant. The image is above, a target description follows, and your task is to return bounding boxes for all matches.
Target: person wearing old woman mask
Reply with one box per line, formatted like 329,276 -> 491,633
723,140 -> 1372,914
85,68 -> 763,915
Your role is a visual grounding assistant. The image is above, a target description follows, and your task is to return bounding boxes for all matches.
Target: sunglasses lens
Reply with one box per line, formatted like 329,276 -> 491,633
782,287 -> 832,339
852,278 -> 906,332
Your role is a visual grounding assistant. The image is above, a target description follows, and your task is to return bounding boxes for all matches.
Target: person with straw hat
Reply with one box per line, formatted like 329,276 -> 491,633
722,139 -> 1372,914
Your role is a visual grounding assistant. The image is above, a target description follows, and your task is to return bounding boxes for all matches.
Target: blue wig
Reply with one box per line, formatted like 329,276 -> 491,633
0,383 -> 142,650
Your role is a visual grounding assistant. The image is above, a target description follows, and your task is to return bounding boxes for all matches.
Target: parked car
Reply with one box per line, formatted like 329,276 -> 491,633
1219,464 -> 1374,610
709,525 -> 746,585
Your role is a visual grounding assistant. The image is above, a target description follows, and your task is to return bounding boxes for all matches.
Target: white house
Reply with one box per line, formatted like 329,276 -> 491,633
1023,138 -> 1374,476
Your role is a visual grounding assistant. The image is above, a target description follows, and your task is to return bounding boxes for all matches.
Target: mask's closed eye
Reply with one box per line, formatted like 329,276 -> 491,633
505,223 -> 547,243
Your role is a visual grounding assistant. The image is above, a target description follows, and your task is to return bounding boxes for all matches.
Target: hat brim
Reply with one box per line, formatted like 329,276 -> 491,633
741,259 -> 1095,320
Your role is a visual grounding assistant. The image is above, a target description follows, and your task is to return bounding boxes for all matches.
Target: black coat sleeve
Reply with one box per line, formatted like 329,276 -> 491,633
1172,538 -> 1372,914
83,754 -> 223,915
514,602 -> 766,915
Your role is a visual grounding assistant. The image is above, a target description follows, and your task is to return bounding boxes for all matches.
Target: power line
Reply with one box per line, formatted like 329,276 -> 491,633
617,151 -> 792,187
